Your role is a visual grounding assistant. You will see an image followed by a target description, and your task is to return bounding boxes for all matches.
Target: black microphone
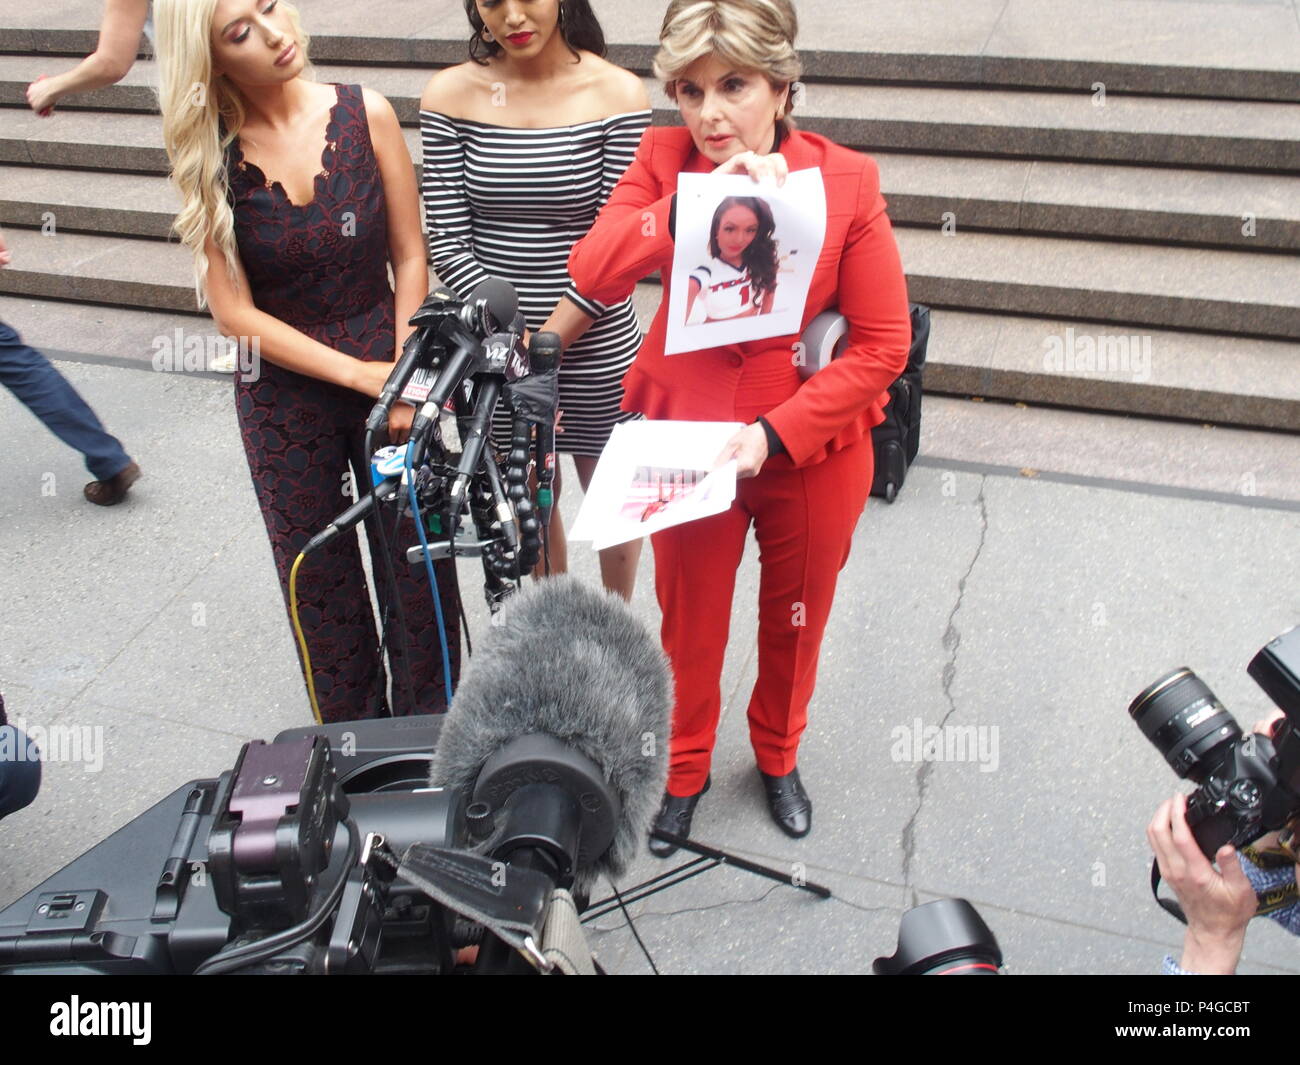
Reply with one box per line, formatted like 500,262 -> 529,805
428,575 -> 671,892
371,278 -> 518,441
446,376 -> 502,537
459,277 -> 518,339
302,476 -> 403,555
405,319 -> 483,467
528,332 -> 562,527
364,326 -> 436,436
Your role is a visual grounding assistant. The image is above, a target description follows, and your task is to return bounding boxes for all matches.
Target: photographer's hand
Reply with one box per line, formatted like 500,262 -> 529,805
1148,793 -> 1257,974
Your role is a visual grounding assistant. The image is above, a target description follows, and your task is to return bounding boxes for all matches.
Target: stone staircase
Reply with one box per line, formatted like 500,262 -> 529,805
1,2 -> 1297,430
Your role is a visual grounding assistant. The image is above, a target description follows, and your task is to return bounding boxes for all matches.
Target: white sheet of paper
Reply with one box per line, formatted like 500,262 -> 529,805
665,168 -> 827,356
569,420 -> 744,550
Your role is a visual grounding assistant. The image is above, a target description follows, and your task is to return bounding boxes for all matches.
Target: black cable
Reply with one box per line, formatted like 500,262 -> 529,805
194,820 -> 360,975
363,426 -> 419,716
607,880 -> 659,975
459,584 -> 473,659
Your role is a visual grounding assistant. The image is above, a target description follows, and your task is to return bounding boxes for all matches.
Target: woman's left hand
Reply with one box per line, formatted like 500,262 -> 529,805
713,150 -> 788,187
714,423 -> 769,479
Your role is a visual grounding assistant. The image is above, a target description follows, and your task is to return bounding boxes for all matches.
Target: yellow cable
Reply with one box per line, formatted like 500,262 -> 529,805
288,551 -> 324,725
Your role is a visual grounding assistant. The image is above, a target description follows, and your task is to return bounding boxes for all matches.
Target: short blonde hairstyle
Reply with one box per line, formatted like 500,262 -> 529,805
654,0 -> 802,127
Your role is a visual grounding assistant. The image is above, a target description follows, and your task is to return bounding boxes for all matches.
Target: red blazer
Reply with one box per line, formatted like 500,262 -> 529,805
568,125 -> 911,468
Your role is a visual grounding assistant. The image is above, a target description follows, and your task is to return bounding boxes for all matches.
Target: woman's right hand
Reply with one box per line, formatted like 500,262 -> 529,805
712,150 -> 788,187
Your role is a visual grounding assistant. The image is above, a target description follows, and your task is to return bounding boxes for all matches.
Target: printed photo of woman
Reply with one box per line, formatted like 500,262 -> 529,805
685,195 -> 778,325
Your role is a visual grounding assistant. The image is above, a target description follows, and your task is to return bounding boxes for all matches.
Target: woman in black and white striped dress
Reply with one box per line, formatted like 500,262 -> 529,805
420,0 -> 650,599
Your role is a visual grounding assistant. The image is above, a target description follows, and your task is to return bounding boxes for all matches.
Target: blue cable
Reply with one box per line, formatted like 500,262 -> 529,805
403,442 -> 455,710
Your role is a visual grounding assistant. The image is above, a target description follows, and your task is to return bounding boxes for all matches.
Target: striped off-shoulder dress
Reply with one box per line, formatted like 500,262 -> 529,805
420,108 -> 651,458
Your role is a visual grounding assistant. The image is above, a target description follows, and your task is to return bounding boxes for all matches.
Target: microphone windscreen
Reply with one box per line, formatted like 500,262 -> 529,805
528,331 -> 562,374
466,277 -> 519,335
430,576 -> 671,885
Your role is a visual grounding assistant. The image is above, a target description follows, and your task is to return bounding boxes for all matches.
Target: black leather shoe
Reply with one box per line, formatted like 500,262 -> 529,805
648,775 -> 710,858
759,767 -> 811,838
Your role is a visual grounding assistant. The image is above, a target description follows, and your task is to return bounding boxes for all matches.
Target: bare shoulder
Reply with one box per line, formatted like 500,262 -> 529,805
578,53 -> 650,115
360,86 -> 398,128
420,63 -> 484,116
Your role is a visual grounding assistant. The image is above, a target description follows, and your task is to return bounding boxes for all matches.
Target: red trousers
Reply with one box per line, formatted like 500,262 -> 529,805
651,436 -> 874,796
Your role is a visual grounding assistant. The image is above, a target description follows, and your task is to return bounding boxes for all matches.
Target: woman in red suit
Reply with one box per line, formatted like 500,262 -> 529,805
569,0 -> 911,855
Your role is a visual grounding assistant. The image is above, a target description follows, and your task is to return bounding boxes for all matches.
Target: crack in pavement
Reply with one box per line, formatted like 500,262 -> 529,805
900,476 -> 989,907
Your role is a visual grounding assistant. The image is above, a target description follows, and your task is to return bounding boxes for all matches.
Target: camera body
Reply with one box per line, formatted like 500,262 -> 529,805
1130,625 -> 1300,857
1182,726 -> 1281,855
0,718 -> 468,975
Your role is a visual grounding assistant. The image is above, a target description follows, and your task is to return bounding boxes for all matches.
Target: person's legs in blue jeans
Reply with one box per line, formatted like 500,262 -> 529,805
0,693 -> 40,821
0,319 -> 132,482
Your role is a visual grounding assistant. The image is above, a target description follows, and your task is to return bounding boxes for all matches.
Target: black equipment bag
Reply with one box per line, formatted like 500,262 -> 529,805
870,303 -> 930,503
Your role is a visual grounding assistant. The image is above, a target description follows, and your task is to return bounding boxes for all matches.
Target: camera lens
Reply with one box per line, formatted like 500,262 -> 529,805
1128,668 -> 1240,782
872,899 -> 1002,976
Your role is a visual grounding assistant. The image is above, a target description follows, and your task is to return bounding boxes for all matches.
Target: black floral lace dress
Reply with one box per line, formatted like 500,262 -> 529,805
227,83 -> 459,722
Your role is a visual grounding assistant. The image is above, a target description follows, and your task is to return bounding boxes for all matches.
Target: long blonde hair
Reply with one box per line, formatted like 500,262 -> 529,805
153,0 -> 311,306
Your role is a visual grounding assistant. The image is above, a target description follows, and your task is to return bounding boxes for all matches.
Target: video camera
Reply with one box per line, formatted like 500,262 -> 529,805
0,714 -> 616,974
0,576 -> 672,975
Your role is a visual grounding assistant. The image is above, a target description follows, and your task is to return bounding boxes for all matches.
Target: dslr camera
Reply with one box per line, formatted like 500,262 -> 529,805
1129,625 -> 1300,857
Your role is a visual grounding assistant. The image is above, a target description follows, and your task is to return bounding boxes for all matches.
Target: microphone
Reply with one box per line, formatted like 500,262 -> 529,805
404,281 -> 519,464
364,325 -> 437,436
302,476 -> 403,555
428,576 -> 670,891
404,320 -> 483,466
528,332 -> 562,527
370,278 -> 519,442
446,375 -> 503,538
459,277 -> 518,339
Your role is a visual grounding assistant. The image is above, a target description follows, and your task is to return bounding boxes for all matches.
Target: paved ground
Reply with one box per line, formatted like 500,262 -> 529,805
0,339 -> 1296,975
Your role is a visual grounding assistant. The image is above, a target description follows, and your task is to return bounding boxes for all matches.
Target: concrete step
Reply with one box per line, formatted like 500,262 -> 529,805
0,166 -> 179,240
5,54 -> 1299,171
878,154 -> 1300,252
927,309 -> 1299,431
2,251 -> 1295,432
895,228 -> 1300,340
8,154 -> 1295,254
4,221 -> 1296,342
4,0 -> 1299,101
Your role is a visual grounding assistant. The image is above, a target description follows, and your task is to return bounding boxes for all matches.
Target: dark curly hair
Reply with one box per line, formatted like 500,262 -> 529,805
708,195 -> 778,299
465,0 -> 607,64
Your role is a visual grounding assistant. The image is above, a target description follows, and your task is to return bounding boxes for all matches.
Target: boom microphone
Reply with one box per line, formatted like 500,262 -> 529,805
428,576 -> 671,890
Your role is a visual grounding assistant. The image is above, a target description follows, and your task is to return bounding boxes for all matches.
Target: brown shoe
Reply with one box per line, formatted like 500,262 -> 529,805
84,461 -> 140,506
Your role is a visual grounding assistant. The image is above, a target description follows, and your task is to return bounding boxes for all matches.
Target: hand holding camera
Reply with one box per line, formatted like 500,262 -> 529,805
1147,793 -> 1258,974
